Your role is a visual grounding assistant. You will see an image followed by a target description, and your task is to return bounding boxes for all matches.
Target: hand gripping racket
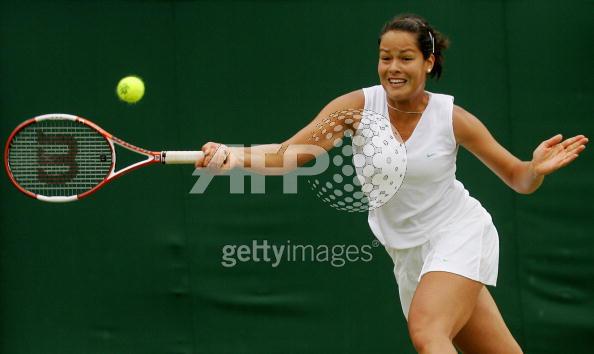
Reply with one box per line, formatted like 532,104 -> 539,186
4,113 -> 204,202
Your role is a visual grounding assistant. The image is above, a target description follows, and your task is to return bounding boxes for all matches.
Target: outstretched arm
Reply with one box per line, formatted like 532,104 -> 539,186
196,90 -> 365,174
453,105 -> 588,194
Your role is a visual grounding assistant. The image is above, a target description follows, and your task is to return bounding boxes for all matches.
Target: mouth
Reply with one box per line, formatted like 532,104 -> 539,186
387,78 -> 407,87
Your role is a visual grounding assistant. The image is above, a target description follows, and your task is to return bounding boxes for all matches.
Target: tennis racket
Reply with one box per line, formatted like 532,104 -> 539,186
4,113 -> 204,202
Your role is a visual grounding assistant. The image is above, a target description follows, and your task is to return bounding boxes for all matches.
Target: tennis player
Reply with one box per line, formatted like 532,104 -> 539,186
196,14 -> 587,354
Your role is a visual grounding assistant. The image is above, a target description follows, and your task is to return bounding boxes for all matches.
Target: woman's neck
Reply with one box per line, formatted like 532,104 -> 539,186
387,91 -> 429,116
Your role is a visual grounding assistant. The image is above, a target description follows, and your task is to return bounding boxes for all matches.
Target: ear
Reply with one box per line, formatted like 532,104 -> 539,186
424,53 -> 435,73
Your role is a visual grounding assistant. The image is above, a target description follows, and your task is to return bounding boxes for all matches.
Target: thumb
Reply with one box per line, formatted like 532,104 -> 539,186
194,151 -> 206,168
543,134 -> 563,147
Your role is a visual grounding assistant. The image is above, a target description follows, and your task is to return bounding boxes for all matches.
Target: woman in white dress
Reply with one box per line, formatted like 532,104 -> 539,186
195,14 -> 588,354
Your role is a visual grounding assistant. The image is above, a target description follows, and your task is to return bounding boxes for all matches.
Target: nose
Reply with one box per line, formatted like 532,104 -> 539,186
387,59 -> 401,74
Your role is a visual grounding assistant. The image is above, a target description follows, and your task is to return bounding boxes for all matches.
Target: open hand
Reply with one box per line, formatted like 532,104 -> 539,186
531,134 -> 588,176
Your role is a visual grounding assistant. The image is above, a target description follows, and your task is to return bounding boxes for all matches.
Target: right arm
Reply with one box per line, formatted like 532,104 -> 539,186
196,90 -> 365,174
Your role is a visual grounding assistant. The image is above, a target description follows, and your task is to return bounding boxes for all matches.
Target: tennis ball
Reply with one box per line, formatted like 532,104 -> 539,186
116,76 -> 145,104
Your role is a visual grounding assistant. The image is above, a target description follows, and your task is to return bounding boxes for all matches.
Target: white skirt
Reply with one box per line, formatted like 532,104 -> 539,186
385,207 -> 499,319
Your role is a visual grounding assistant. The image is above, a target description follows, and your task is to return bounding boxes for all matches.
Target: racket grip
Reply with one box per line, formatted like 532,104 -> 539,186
162,151 -> 204,164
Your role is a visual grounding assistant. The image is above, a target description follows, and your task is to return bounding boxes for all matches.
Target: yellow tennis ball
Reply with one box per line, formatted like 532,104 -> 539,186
116,76 -> 145,103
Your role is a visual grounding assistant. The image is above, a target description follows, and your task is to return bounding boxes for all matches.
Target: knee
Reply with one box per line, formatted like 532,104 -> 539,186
408,320 -> 452,353
408,327 -> 430,353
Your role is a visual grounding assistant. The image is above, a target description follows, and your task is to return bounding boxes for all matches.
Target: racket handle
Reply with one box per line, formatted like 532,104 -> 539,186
162,151 -> 204,164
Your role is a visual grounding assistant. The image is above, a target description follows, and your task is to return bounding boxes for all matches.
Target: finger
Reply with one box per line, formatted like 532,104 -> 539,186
204,151 -> 217,167
561,135 -> 586,149
219,146 -> 231,167
203,143 -> 222,167
194,152 -> 206,168
559,153 -> 580,168
566,144 -> 587,157
207,144 -> 229,170
203,144 -> 225,174
200,144 -> 212,167
565,137 -> 589,154
543,134 -> 563,147
572,137 -> 587,147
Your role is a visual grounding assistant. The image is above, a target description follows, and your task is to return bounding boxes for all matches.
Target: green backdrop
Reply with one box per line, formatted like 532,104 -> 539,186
1,1 -> 592,353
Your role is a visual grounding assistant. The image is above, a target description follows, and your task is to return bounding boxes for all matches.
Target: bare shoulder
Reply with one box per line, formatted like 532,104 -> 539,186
312,89 -> 365,132
282,89 -> 365,149
452,104 -> 472,119
324,89 -> 365,112
452,104 -> 487,146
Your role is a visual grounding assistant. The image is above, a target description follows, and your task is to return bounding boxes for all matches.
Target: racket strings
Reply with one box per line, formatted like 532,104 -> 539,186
8,119 -> 112,196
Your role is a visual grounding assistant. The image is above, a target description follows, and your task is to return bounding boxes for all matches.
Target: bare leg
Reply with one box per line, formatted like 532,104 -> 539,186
407,271 -> 483,354
453,286 -> 523,354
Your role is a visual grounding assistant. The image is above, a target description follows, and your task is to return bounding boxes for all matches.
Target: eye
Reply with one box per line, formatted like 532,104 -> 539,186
402,57 -> 414,61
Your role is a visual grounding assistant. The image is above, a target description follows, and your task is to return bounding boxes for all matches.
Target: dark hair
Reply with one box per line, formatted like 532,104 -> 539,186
378,14 -> 449,80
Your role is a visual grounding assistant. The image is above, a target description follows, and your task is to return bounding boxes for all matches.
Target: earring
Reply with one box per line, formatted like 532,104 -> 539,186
427,69 -> 432,73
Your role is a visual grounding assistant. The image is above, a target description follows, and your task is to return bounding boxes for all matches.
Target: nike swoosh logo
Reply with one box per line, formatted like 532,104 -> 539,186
426,153 -> 436,158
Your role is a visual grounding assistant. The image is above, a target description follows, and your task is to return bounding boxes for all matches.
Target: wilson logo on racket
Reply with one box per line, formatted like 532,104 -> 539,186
4,113 -> 203,202
36,130 -> 79,184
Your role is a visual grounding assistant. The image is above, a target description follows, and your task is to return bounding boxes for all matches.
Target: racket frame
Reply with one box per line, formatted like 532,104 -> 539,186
4,113 -> 199,202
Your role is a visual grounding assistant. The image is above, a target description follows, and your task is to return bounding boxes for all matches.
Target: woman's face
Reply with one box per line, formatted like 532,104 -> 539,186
378,30 -> 434,102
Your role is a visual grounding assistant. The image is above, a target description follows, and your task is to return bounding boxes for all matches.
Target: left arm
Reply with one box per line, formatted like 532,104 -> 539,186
453,105 -> 588,194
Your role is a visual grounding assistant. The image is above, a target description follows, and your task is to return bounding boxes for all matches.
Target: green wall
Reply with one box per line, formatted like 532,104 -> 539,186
1,1 -> 593,353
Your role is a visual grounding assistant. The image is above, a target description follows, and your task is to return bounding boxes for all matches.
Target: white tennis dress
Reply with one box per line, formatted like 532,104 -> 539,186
362,85 -> 499,319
